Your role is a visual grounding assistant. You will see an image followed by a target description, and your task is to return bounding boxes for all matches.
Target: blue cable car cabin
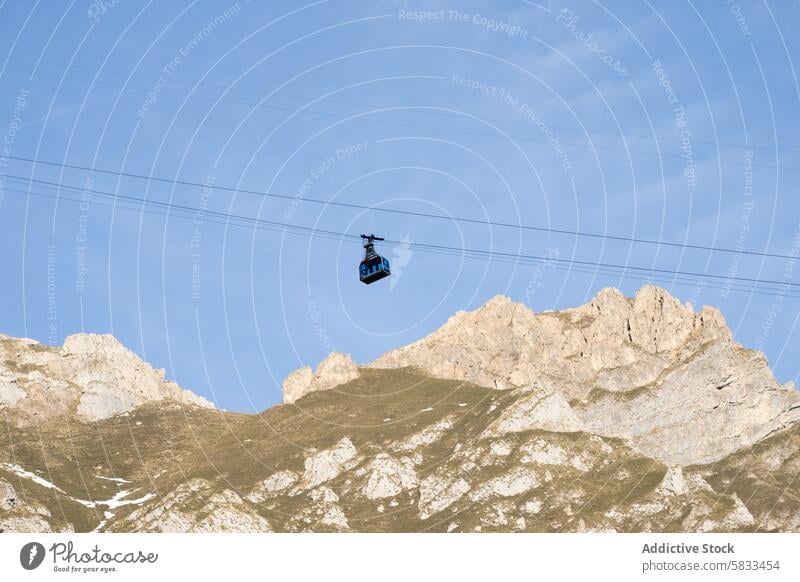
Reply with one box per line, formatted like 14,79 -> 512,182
359,234 -> 391,285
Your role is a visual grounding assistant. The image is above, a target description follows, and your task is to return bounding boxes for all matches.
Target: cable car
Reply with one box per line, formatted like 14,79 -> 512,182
359,234 -> 391,285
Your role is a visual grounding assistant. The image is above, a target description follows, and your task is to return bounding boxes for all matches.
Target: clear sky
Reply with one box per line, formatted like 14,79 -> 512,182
1,1 -> 799,412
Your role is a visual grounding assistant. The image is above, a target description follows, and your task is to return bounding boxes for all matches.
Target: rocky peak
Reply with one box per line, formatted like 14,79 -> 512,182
0,332 -> 214,424
371,285 -> 732,395
481,294 -> 515,309
365,285 -> 798,465
280,286 -> 734,405
283,352 -> 359,404
61,333 -> 127,357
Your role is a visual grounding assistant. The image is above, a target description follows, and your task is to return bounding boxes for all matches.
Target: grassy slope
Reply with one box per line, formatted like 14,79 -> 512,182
1,367 -> 796,532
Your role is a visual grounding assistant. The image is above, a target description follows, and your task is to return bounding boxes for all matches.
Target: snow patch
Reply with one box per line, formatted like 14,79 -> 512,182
73,489 -> 155,510
1,463 -> 66,493
94,474 -> 131,484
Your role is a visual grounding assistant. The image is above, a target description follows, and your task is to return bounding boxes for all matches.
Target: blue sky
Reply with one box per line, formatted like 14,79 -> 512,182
1,0 -> 799,412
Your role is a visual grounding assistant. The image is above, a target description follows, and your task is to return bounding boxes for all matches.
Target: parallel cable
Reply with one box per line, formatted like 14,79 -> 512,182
11,182 -> 800,299
4,173 -> 800,296
3,155 -> 799,262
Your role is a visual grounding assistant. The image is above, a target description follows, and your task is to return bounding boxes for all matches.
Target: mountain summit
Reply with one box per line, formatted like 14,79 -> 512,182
365,286 -> 798,465
0,332 -> 213,424
2,286 -> 799,533
372,286 -> 732,394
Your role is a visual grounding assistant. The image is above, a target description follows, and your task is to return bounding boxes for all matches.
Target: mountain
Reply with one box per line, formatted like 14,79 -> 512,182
1,286 -> 799,533
371,286 -> 799,465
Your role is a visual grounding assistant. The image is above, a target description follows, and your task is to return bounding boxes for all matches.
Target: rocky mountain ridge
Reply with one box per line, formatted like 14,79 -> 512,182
1,285 -> 799,533
289,286 -> 800,465
0,332 -> 213,423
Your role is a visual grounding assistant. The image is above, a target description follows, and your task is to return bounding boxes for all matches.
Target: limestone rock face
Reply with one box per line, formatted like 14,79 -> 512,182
0,478 -> 72,533
370,285 -> 799,465
361,454 -> 418,499
0,332 -> 214,424
469,466 -> 540,501
247,471 -> 299,503
483,388 -> 583,437
418,472 -> 471,520
282,352 -> 359,404
0,479 -> 15,512
59,334 -> 214,421
300,437 -> 359,488
282,367 -> 313,404
372,286 -> 730,397
657,466 -> 688,496
576,338 -> 800,465
0,373 -> 26,406
116,479 -> 271,533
